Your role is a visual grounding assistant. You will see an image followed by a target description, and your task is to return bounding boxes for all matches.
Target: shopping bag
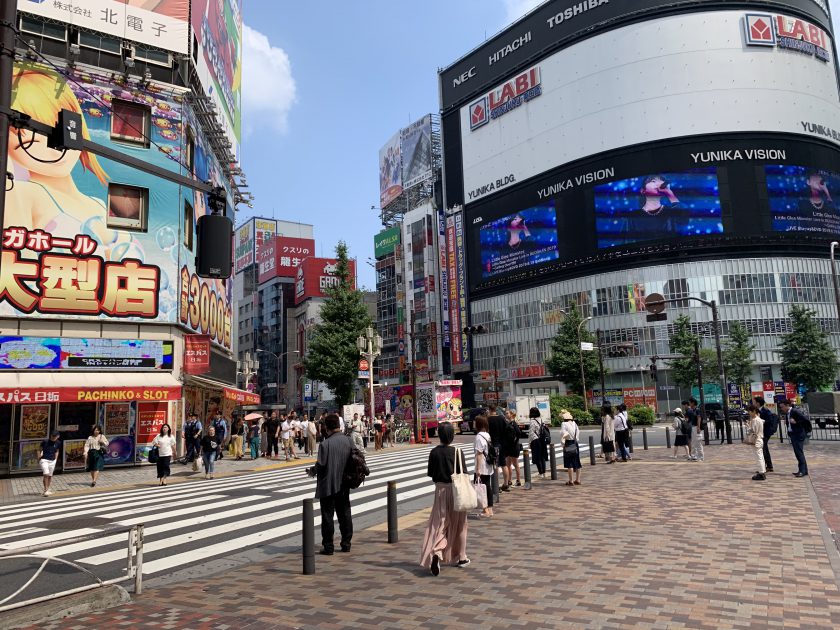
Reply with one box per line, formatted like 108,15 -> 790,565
473,479 -> 488,510
452,447 -> 478,512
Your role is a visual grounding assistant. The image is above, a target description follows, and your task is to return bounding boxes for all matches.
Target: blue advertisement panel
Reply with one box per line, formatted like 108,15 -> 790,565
766,165 -> 840,234
479,202 -> 558,280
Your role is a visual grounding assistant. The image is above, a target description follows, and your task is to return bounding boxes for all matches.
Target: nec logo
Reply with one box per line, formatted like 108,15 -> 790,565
469,97 -> 489,131
472,216 -> 483,225
452,66 -> 476,88
744,14 -> 776,46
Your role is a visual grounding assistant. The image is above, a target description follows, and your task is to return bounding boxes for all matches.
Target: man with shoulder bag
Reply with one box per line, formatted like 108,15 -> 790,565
778,399 -> 810,477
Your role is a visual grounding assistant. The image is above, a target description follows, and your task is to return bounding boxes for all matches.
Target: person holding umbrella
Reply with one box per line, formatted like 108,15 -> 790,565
245,413 -> 263,460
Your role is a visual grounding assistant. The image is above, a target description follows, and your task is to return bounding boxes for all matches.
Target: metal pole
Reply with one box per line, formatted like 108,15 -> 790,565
387,480 -> 398,544
588,435 -> 596,466
578,319 -> 589,411
367,341 -> 376,425
0,0 -> 17,240
490,463 -> 499,503
133,524 -> 144,595
523,447 -> 532,490
302,498 -> 315,575
694,338 -> 707,430
831,242 -> 840,323
597,329 -> 606,407
642,427 -> 649,450
549,443 -> 558,480
665,426 -> 672,449
711,301 -> 733,445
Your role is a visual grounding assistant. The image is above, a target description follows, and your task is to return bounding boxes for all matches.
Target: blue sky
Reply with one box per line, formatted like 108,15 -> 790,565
238,0 -> 540,289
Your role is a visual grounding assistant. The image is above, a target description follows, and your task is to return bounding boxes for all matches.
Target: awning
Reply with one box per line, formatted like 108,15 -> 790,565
0,372 -> 183,404
182,375 -> 260,406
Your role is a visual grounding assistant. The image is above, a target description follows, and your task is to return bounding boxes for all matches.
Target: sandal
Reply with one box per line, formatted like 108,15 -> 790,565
565,481 -> 573,486
573,481 -> 581,485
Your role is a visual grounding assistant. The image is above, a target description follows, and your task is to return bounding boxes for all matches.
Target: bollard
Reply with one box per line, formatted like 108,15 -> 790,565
302,498 -> 315,575
642,427 -> 649,450
738,420 -> 744,442
628,432 -> 634,454
549,444 -> 558,480
523,448 -> 532,490
491,464 -> 500,503
588,435 -> 596,466
134,524 -> 144,595
387,481 -> 398,544
703,425 -> 710,446
665,426 -> 671,449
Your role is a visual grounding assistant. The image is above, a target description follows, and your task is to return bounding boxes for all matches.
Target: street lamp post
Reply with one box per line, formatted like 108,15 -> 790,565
830,242 -> 840,323
578,316 -> 593,410
256,349 -> 300,405
357,327 -> 383,423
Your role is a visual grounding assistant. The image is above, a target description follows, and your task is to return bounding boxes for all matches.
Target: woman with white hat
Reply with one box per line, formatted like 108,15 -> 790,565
559,411 -> 582,486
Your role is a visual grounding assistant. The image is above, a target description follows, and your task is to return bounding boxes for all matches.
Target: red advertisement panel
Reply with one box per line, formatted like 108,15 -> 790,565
258,237 -> 277,283
0,387 -> 181,405
223,387 -> 260,405
137,402 -> 168,443
183,335 -> 211,374
275,237 -> 315,279
295,258 -> 357,304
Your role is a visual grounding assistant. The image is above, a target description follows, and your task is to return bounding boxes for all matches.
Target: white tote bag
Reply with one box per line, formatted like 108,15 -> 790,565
451,447 -> 478,512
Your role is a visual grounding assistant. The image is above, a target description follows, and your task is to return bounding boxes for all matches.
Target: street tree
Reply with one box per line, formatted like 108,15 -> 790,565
723,321 -> 755,387
779,304 -> 838,392
668,315 -> 719,389
545,304 -> 600,396
303,241 -> 373,407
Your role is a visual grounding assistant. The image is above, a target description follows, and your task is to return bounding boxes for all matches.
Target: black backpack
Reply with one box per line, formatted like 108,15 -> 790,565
481,435 -> 498,466
539,422 -> 552,446
763,412 -> 779,437
505,420 -> 519,445
343,446 -> 370,490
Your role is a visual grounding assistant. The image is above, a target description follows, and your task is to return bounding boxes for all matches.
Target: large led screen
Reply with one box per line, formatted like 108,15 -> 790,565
594,169 -> 723,249
766,165 -> 840,234
479,203 -> 558,279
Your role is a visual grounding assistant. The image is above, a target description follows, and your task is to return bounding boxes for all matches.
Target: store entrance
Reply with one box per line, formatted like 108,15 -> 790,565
0,406 -> 11,476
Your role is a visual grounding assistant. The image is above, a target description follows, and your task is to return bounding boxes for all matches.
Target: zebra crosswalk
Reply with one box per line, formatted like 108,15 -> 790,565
0,441 -> 587,581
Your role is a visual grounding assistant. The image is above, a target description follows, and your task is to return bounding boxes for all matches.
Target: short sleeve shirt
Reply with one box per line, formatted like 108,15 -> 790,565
40,439 -> 61,461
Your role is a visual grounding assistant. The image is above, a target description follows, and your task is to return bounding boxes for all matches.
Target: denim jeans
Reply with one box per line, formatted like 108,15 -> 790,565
202,451 -> 217,474
791,436 -> 808,475
250,437 -> 260,459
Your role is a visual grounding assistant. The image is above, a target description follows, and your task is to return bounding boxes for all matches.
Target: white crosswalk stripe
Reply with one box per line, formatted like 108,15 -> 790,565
0,442 -> 587,578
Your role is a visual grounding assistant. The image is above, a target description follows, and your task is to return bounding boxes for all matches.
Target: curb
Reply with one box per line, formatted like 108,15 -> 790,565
0,584 -> 129,630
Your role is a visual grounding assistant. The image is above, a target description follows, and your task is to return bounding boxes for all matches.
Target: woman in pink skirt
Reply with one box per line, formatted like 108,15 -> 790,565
419,422 -> 470,576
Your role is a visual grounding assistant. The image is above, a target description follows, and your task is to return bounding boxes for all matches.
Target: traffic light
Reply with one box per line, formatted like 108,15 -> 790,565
48,109 -> 84,151
463,325 -> 486,335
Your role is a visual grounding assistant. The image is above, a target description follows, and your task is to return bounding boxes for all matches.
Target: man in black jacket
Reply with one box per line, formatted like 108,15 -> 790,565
778,400 -> 809,477
314,413 -> 354,554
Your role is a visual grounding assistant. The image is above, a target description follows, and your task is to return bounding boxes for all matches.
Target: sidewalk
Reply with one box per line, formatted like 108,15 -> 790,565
24,440 -> 840,629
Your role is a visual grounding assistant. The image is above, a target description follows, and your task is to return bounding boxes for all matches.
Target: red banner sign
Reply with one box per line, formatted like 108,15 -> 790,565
184,335 -> 211,374
137,402 -> 168,443
223,387 -> 260,405
0,386 -> 182,405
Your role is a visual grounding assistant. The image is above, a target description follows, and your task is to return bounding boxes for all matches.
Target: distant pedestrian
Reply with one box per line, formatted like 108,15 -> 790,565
282,415 -> 296,460
711,408 -> 725,444
201,426 -> 219,479
686,398 -> 704,462
249,417 -> 262,459
501,410 -> 522,488
387,414 -> 396,448
265,412 -> 280,459
307,414 -> 318,455
300,416 -> 310,454
486,404 -> 505,492
672,408 -> 691,459
39,430 -> 61,497
528,408 -> 548,477
560,414 -> 582,486
601,404 -> 617,464
313,413 -> 354,554
473,415 -> 495,518
420,422 -> 470,575
211,413 -> 227,460
83,425 -> 109,487
373,414 -> 383,450
742,404 -> 766,480
350,413 -> 366,452
184,412 -> 202,471
779,399 -> 810,477
152,423 -> 177,486
753,397 -> 778,473
230,418 -> 246,460
382,414 -> 392,447
614,404 -> 631,462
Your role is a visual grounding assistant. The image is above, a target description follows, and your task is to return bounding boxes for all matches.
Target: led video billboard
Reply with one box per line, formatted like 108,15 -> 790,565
766,165 -> 840,234
479,203 -> 558,279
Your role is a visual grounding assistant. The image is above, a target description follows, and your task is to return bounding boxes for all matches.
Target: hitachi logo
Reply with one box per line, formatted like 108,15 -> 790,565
489,32 -> 532,66
547,0 -> 609,29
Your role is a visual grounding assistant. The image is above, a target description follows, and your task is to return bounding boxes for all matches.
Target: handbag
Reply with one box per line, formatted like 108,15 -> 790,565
563,440 -> 578,455
473,479 -> 488,509
148,445 -> 160,463
451,447 -> 477,512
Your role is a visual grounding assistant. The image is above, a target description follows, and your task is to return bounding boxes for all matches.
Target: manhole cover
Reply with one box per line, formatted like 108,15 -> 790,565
41,517 -> 113,530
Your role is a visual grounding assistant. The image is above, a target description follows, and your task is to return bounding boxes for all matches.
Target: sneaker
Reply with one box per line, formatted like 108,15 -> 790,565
752,473 -> 766,481
431,554 -> 441,576
500,484 -> 510,492
515,481 -> 522,487
457,558 -> 471,568
43,490 -> 53,497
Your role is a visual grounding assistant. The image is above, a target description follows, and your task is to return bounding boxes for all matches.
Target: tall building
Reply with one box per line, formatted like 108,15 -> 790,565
373,226 -> 402,386
1,1 -> 249,476
439,0 -> 840,410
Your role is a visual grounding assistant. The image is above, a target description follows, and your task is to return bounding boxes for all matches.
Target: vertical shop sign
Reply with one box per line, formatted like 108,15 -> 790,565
184,335 -> 211,374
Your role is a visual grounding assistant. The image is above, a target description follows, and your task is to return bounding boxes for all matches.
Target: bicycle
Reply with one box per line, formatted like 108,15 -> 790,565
394,423 -> 412,444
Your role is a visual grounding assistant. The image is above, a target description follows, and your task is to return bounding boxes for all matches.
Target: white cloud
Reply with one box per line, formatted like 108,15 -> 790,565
502,0 -> 544,24
242,24 -> 296,134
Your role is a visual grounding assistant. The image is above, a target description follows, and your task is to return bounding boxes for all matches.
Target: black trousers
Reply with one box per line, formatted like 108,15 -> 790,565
266,436 -> 279,457
762,437 -> 773,471
156,455 -> 171,479
320,489 -> 353,551
531,439 -> 546,475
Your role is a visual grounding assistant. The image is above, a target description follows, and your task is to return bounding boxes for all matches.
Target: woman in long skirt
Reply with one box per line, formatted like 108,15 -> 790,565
83,425 -> 109,487
419,422 -> 470,576
601,404 -> 617,463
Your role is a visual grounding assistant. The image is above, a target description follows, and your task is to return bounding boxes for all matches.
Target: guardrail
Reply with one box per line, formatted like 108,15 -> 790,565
0,523 -> 143,613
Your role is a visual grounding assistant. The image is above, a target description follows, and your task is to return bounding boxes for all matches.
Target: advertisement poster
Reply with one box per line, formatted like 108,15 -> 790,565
20,404 -> 50,440
391,385 -> 415,423
379,132 -> 403,207
17,441 -> 42,470
184,334 -> 211,374
3,61 -> 232,350
374,226 -> 401,259
594,168 -> 723,249
479,203 -> 559,279
452,213 -> 470,369
103,403 -> 131,436
0,337 -> 173,370
137,402 -> 168,444
62,440 -> 87,470
254,218 -> 277,262
191,0 -> 242,154
435,385 -> 463,424
234,220 -> 255,273
104,435 -> 135,466
446,216 -> 462,365
766,165 -> 840,234
401,115 -> 433,188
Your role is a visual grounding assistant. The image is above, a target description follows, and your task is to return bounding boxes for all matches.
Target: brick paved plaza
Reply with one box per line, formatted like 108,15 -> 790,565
22,440 -> 840,629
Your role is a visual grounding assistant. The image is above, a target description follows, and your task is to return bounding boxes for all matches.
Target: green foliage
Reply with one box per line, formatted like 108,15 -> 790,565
589,408 -> 602,425
724,321 -> 754,386
549,393 -> 597,425
302,241 -> 374,407
544,304 -> 601,395
779,304 -> 838,392
628,405 -> 656,426
668,315 -> 719,388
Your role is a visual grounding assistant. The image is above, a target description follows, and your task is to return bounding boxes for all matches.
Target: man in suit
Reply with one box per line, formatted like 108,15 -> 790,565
314,413 -> 354,554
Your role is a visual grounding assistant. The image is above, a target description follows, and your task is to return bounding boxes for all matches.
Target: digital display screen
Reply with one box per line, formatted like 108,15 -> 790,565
479,203 -> 559,279
0,337 -> 173,370
594,168 -> 723,249
766,165 -> 840,234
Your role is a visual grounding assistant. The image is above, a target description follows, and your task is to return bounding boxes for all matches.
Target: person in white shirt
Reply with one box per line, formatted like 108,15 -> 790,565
560,413 -> 582,486
151,423 -> 177,486
300,417 -> 310,454
338,416 -> 346,433
473,415 -> 495,518
613,404 -> 631,462
291,417 -> 302,454
350,413 -> 365,451
281,416 -> 294,460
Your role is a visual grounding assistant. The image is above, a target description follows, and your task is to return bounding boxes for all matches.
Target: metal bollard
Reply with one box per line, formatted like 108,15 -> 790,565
588,435 -> 596,465
134,524 -> 144,595
523,448 -> 532,490
642,427 -> 649,450
738,420 -> 744,442
491,465 -> 500,503
549,444 -> 558,480
665,426 -> 671,449
628,432 -> 634,454
302,498 -> 315,575
387,481 -> 398,544
703,425 -> 710,446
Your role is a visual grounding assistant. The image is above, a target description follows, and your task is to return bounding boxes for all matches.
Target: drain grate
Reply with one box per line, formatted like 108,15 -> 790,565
41,517 -> 114,530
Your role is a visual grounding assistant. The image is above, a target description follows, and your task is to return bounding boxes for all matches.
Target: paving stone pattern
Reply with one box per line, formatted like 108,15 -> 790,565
28,441 -> 840,629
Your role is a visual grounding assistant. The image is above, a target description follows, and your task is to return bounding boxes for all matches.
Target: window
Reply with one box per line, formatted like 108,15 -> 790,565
133,46 -> 171,66
107,183 -> 148,231
183,200 -> 194,250
78,31 -> 121,54
20,17 -> 67,42
110,100 -> 150,146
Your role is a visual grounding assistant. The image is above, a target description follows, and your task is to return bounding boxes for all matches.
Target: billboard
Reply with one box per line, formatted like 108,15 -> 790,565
274,237 -> 315,279
446,213 -> 470,371
401,115 -> 434,189
374,226 -> 401,259
457,11 -> 840,204
379,132 -> 402,207
254,218 -> 277,262
18,0 -> 190,54
767,165 -> 840,234
2,62 -> 229,347
191,0 -> 242,155
295,257 -> 357,304
233,219 -> 254,273
478,202 -> 559,279
0,337 -> 173,370
594,169 -> 723,249
257,236 -> 276,283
